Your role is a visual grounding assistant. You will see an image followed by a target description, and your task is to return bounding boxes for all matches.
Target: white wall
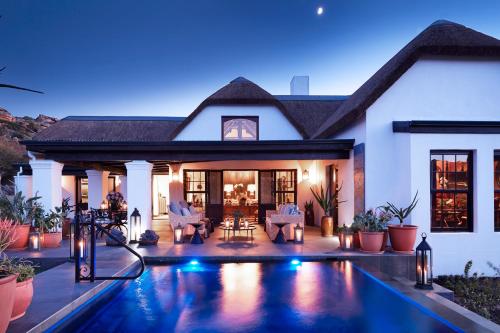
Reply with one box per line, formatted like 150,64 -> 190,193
174,105 -> 302,141
61,176 -> 76,218
30,160 -> 63,213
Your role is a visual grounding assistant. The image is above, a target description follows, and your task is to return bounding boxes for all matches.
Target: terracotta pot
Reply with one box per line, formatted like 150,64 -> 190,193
380,230 -> 389,251
388,224 -> 418,253
359,231 -> 385,253
0,275 -> 17,333
11,278 -> 33,321
353,232 -> 361,249
62,218 -> 71,239
7,225 -> 31,249
320,216 -> 334,237
42,232 -> 62,248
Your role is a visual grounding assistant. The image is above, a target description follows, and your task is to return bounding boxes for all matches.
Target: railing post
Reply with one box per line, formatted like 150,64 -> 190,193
90,215 -> 96,282
74,213 -> 81,283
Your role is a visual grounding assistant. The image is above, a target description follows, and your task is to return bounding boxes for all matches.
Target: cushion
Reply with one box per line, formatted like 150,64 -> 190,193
289,205 -> 299,215
179,201 -> 189,209
181,207 -> 191,216
188,205 -> 197,215
279,204 -> 287,215
170,202 -> 181,215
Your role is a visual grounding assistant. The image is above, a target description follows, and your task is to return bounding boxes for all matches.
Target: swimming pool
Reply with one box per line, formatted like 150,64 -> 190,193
51,261 -> 461,333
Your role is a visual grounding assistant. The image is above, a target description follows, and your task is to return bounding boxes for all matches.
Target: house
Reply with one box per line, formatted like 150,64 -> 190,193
17,20 -> 500,274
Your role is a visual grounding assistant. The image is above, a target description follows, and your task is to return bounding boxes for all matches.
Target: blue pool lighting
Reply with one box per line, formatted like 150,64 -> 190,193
189,259 -> 199,265
291,259 -> 301,265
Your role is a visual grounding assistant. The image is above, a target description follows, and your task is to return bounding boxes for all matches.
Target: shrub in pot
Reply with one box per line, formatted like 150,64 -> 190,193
0,219 -> 17,333
3,259 -> 35,321
310,184 -> 345,237
384,192 -> 419,253
0,191 -> 43,249
354,208 -> 392,253
59,198 -> 74,240
37,210 -> 62,248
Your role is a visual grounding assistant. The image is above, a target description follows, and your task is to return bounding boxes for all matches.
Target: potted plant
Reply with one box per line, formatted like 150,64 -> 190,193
350,217 -> 363,249
0,191 -> 42,249
3,259 -> 35,321
59,198 -> 74,239
354,208 -> 392,253
38,210 -> 62,248
106,191 -> 124,212
139,230 -> 160,246
0,219 -> 18,333
310,184 -> 344,237
384,192 -> 419,253
303,200 -> 315,226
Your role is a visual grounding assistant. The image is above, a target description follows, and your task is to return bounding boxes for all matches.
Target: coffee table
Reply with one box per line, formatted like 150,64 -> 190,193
220,224 -> 256,241
188,222 -> 204,244
272,222 -> 290,244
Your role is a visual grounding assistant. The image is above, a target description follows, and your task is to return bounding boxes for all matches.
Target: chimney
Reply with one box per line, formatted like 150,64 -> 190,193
290,76 -> 309,95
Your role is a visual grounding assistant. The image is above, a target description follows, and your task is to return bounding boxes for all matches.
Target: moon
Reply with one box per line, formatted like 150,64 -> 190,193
317,6 -> 324,15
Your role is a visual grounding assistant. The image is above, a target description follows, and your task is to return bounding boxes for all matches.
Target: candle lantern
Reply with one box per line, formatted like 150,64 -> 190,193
100,200 -> 107,210
340,225 -> 354,250
174,223 -> 184,244
78,233 -> 88,261
415,233 -> 433,290
294,223 -> 304,244
224,218 -> 231,228
129,208 -> 141,243
244,219 -> 249,229
29,229 -> 41,251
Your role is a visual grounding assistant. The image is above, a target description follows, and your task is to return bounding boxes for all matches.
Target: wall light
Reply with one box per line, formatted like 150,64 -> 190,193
302,169 -> 309,181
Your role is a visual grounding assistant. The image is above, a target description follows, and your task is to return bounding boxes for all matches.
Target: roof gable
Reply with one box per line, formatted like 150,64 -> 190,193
313,20 -> 500,138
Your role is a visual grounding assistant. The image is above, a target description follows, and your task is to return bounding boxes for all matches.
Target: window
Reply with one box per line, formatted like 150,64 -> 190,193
183,170 -> 207,209
495,152 -> 500,231
222,116 -> 258,141
274,170 -> 297,206
430,151 -> 473,232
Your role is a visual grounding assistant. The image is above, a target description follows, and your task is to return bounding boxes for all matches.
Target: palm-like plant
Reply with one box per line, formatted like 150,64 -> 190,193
0,67 -> 43,94
384,191 -> 419,225
0,191 -> 43,225
310,183 -> 344,216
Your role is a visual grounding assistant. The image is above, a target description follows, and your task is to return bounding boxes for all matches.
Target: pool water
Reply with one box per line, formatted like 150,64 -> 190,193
68,261 -> 460,333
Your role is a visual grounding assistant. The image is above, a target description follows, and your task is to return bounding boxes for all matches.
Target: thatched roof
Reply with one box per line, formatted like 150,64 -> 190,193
313,20 -> 500,138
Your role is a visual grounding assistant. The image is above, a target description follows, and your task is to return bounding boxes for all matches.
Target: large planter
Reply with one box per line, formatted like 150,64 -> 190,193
0,275 -> 17,333
380,230 -> 389,251
305,209 -> 315,226
353,232 -> 361,249
359,231 -> 385,253
320,216 -> 334,237
7,225 -> 31,249
62,218 -> 71,240
10,278 -> 33,321
42,232 -> 62,248
388,225 -> 418,253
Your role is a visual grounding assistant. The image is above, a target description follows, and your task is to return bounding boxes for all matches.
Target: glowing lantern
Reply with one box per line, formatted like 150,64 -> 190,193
29,230 -> 41,251
340,225 -> 354,250
174,223 -> 184,244
415,233 -> 433,290
294,223 -> 304,244
129,208 -> 141,243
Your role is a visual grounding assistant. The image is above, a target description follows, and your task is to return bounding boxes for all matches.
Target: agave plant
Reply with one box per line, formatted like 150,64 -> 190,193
310,183 -> 344,216
384,191 -> 419,225
0,191 -> 43,225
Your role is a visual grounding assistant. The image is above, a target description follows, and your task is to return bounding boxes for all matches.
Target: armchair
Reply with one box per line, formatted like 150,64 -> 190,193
266,205 -> 304,241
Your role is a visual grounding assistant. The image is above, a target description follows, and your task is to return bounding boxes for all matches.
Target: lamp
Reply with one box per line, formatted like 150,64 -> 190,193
224,184 -> 234,193
339,225 -> 353,250
302,169 -> 309,181
244,219 -> 249,228
224,218 -> 231,228
29,229 -> 41,251
121,200 -> 128,211
415,233 -> 433,290
129,208 -> 141,243
100,200 -> 107,210
174,223 -> 184,244
171,171 -> 179,182
294,223 -> 304,244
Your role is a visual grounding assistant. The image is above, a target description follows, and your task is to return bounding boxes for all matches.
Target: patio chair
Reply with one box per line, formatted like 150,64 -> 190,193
266,204 -> 304,241
169,202 -> 206,236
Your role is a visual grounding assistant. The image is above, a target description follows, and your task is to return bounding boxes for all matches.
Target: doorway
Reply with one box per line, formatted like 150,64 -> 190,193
222,170 -> 259,222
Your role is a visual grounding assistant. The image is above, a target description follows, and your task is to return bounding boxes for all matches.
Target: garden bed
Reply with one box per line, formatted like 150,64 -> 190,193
435,261 -> 500,325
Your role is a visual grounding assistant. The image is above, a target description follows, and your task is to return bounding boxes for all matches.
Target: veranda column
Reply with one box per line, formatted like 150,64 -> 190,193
125,161 -> 153,231
29,160 -> 64,212
14,175 -> 33,198
86,170 -> 110,209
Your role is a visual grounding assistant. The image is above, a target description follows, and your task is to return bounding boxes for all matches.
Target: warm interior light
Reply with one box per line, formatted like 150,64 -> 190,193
302,169 -> 309,181
100,200 -> 107,210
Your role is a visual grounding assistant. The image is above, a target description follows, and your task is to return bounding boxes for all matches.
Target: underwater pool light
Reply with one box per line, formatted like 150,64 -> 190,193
189,260 -> 200,265
291,259 -> 301,265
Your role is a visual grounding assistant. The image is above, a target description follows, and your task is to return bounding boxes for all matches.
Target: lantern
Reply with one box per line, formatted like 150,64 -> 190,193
29,229 -> 41,251
174,223 -> 184,244
100,200 -> 107,210
129,208 -> 141,243
340,225 -> 354,250
415,233 -> 433,290
224,218 -> 231,228
294,223 -> 304,244
302,169 -> 309,181
244,219 -> 249,229
121,200 -> 128,211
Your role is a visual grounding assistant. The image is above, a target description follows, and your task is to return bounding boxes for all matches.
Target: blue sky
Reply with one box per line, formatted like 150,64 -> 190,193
1,0 -> 499,118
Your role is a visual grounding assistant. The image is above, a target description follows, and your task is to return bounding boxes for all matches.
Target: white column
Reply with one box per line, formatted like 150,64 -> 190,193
86,170 -> 110,209
117,175 -> 127,201
14,175 -> 33,199
29,160 -> 64,212
125,161 -> 153,231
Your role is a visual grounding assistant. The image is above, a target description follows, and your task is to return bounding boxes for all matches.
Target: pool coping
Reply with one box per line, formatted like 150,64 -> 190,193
25,260 -> 140,333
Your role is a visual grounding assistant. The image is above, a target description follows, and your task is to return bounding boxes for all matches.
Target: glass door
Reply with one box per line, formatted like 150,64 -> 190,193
258,171 -> 275,224
206,170 -> 223,223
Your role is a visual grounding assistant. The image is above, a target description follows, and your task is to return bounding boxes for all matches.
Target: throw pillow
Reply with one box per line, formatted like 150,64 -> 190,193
170,202 -> 181,215
179,201 -> 189,209
188,205 -> 197,215
181,207 -> 191,216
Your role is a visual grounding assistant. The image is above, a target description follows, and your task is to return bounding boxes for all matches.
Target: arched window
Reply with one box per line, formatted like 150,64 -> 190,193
222,116 -> 258,141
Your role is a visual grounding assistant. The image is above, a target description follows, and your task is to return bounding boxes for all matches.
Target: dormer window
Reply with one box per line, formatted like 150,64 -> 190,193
222,116 -> 258,141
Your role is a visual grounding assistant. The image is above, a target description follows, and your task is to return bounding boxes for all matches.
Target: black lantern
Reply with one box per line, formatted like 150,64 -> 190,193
77,227 -> 88,261
415,233 -> 433,290
294,223 -> 304,244
174,223 -> 184,244
129,208 -> 141,243
29,229 -> 41,251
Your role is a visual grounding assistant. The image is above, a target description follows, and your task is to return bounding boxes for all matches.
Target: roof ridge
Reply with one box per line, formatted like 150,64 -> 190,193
62,116 -> 186,121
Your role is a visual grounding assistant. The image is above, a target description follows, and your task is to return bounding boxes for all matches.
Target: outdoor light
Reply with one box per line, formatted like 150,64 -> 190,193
302,169 -> 309,181
69,220 -> 75,260
129,208 -> 141,243
291,259 -> 301,265
340,225 -> 354,251
224,218 -> 231,228
29,229 -> 41,251
244,219 -> 249,228
294,223 -> 304,244
172,171 -> 179,182
190,259 -> 199,265
122,200 -> 128,210
100,200 -> 107,210
174,223 -> 184,244
415,233 -> 433,290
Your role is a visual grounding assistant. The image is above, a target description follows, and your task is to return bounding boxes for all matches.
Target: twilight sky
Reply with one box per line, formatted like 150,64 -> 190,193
1,0 -> 499,118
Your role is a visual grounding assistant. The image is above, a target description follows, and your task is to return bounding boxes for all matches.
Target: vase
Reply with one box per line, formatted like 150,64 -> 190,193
388,225 -> 418,253
305,209 -> 315,226
7,225 -> 31,249
62,218 -> 71,239
321,216 -> 333,237
359,231 -> 385,253
0,275 -> 17,333
10,278 -> 33,321
41,232 -> 62,248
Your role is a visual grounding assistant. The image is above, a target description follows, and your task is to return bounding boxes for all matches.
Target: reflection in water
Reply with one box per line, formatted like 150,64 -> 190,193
293,262 -> 320,312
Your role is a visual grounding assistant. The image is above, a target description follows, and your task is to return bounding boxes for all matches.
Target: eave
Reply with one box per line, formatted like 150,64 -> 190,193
392,121 -> 500,134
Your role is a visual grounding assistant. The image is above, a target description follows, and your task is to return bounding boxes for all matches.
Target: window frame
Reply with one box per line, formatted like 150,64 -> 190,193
430,150 -> 474,232
183,169 -> 209,209
221,116 -> 259,141
273,169 -> 297,206
495,151 -> 500,232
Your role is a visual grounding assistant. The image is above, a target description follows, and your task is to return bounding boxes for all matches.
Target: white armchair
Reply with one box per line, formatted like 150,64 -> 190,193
266,206 -> 304,241
169,211 -> 205,236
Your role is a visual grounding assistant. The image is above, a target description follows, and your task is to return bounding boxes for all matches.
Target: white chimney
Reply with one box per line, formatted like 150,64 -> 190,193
290,76 -> 309,95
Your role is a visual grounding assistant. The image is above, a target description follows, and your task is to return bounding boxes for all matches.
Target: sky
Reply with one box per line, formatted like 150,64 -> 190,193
1,0 -> 500,119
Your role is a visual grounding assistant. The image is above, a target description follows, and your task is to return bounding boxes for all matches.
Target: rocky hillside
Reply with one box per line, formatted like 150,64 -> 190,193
0,108 -> 57,178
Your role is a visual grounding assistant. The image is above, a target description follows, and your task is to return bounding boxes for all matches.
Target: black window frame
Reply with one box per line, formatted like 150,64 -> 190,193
273,169 -> 297,206
221,116 -> 259,141
183,169 -> 208,209
430,150 -> 473,232
495,151 -> 500,232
